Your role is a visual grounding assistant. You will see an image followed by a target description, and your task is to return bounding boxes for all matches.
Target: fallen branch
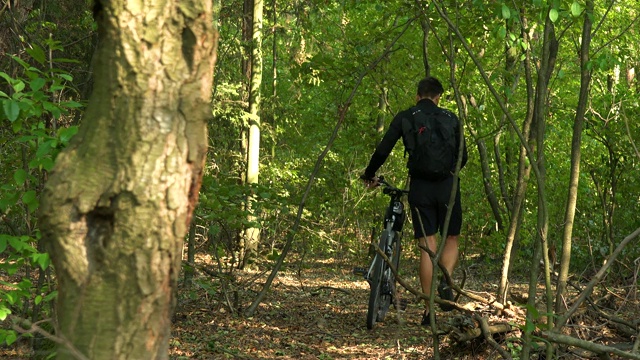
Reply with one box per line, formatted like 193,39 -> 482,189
541,331 -> 640,360
12,317 -> 89,360
555,227 -> 640,331
450,320 -> 513,343
474,314 -> 513,359
310,286 -> 352,296
415,243 -> 514,315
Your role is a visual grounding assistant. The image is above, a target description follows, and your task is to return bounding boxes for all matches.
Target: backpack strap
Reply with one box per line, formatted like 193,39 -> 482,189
401,106 -> 422,158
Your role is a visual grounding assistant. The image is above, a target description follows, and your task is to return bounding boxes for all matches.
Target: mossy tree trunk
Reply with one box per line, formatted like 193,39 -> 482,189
39,0 -> 218,358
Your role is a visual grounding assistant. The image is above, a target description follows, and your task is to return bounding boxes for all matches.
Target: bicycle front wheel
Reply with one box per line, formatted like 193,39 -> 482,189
376,230 -> 399,323
366,228 -> 394,329
366,249 -> 383,330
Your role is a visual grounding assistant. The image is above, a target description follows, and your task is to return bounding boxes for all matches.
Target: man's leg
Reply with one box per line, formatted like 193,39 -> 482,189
440,235 -> 459,279
420,234 -> 459,314
419,235 -> 437,310
436,235 -> 459,312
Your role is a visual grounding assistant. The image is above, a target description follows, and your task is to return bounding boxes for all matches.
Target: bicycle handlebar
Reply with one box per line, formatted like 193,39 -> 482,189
376,176 -> 409,196
360,174 -> 408,195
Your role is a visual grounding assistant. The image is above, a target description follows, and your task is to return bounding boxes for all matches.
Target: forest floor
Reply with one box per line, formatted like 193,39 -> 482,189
1,246 -> 637,359
167,249 -> 638,360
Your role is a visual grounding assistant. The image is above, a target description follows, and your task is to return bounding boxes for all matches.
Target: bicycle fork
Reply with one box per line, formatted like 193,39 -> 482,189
355,229 -> 395,284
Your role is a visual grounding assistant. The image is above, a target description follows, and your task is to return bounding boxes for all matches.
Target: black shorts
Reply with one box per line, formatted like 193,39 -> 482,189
408,176 -> 462,238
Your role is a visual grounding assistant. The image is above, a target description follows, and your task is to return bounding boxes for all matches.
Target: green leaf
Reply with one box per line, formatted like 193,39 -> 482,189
501,4 -> 511,19
526,303 -> 540,318
549,8 -> 559,22
59,74 -> 73,82
29,77 -> 46,92
2,99 -> 20,121
43,102 -> 62,118
26,45 -> 47,64
0,307 -> 11,321
22,190 -> 37,205
13,169 -> 28,186
12,119 -> 23,132
13,80 -> 25,93
5,331 -> 17,346
524,318 -> 535,333
35,295 -> 43,305
8,236 -> 27,251
58,126 -> 79,143
571,2 -> 582,17
260,192 -> 272,199
32,253 -> 50,270
0,71 -> 12,84
22,190 -> 39,212
40,158 -> 55,171
0,192 -> 20,212
36,139 -> 54,158
9,55 -> 29,70
498,25 -> 507,39
44,291 -> 58,302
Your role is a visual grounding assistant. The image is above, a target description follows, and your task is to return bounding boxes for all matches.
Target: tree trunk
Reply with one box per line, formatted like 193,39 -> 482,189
375,87 -> 387,133
469,126 -> 503,231
556,0 -> 592,315
417,2 -> 431,78
521,11 -> 557,360
242,0 -> 264,268
39,1 -> 218,358
496,10 -> 535,304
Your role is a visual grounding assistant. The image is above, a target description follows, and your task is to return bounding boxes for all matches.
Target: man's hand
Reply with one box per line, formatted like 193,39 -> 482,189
360,174 -> 379,188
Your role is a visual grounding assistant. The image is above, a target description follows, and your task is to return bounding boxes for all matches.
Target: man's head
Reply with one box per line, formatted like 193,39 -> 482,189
417,76 -> 444,103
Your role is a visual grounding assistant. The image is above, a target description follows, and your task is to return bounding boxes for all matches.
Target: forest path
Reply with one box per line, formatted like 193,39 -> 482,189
170,254 -> 532,359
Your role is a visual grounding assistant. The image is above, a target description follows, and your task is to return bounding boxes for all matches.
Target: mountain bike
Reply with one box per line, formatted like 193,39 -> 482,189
354,176 -> 409,329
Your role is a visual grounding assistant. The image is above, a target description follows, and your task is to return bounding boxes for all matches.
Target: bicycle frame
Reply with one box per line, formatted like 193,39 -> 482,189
366,182 -> 406,278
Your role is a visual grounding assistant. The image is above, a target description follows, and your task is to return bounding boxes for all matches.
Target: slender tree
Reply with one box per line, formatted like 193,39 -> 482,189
242,0 -> 264,268
521,10 -> 557,360
39,0 -> 218,358
497,7 -> 536,305
556,0 -> 593,314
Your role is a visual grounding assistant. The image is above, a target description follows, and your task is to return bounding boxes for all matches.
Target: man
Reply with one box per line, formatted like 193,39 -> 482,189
361,76 -> 468,325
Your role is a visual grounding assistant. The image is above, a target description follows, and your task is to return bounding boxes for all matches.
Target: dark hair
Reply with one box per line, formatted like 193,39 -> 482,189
417,77 -> 444,98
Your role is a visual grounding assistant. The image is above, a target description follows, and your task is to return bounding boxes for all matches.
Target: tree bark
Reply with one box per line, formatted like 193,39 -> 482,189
242,0 -> 264,268
556,0 -> 592,315
468,125 -> 503,231
497,8 -> 535,305
541,331 -> 640,360
522,11 -> 557,360
39,1 -> 217,358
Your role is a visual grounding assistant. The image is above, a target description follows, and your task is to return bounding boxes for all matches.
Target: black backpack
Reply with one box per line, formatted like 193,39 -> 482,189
402,107 -> 458,181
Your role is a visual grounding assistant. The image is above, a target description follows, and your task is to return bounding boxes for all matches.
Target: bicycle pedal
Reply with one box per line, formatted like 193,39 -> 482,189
352,267 -> 368,278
